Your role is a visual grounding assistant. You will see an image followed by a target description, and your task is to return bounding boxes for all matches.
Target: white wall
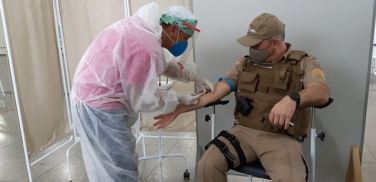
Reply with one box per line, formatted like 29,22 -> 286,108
374,22 -> 376,43
373,21 -> 376,57
193,0 -> 375,181
0,13 -> 4,45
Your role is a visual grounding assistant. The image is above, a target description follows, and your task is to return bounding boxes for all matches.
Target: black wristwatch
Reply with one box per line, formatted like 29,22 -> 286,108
288,92 -> 300,108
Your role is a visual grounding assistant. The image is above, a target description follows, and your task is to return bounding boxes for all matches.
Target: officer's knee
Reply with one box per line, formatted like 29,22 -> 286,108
197,157 -> 204,172
197,152 -> 224,175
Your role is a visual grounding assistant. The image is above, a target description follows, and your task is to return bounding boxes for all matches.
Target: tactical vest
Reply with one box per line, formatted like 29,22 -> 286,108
234,50 -> 310,137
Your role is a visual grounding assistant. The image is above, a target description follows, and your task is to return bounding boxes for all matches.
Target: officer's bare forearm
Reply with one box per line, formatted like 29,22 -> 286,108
176,82 -> 232,114
298,82 -> 330,108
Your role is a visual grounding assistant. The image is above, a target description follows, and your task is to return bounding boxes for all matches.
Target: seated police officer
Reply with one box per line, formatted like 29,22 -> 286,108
153,13 -> 330,182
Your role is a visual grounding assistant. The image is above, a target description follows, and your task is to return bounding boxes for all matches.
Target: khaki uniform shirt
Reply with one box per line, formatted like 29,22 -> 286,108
222,43 -> 326,89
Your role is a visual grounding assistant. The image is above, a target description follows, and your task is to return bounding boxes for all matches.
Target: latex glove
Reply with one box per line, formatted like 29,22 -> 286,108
190,74 -> 215,93
177,92 -> 202,105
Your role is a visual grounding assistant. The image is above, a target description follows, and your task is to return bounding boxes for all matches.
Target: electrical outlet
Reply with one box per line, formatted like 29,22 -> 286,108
0,47 -> 7,56
0,99 -> 5,108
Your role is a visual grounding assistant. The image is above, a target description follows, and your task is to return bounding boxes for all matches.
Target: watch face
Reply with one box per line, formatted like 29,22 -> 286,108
289,92 -> 300,107
290,92 -> 300,100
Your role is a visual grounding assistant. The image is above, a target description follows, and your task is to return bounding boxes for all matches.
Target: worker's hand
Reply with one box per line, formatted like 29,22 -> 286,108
269,96 -> 296,130
153,110 -> 179,129
177,92 -> 202,105
191,74 -> 215,93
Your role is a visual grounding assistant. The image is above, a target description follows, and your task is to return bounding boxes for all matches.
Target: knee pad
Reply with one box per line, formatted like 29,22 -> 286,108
205,130 -> 246,169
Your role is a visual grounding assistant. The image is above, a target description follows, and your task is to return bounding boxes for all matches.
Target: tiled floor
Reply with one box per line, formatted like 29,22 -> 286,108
361,74 -> 376,182
1,62 -> 376,181
0,127 -> 270,182
0,112 -> 270,182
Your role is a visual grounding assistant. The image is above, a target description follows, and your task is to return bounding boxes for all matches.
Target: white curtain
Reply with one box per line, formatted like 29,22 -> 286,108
60,0 -> 125,82
3,0 -> 70,157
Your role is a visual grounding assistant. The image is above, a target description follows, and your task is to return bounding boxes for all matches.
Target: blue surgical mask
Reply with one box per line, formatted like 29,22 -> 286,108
163,29 -> 188,57
168,41 -> 188,57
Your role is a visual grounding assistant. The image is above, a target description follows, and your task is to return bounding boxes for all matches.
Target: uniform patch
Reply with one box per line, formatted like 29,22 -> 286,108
247,25 -> 256,34
312,69 -> 325,80
235,59 -> 242,65
312,61 -> 321,68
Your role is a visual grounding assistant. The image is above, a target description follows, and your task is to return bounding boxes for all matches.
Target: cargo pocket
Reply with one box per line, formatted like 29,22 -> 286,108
272,69 -> 292,92
237,72 -> 259,92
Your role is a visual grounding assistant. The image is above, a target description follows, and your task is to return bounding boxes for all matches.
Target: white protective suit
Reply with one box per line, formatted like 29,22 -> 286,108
70,2 -> 208,182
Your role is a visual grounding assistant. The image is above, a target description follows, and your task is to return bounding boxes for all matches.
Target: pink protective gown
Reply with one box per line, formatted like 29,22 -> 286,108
72,12 -> 178,114
70,2 -> 193,181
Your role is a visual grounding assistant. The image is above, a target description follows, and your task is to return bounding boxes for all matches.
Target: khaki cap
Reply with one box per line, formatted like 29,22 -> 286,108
237,13 -> 285,47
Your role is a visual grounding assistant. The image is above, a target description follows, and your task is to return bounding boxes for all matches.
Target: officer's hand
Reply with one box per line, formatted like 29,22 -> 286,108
153,110 -> 180,129
269,96 -> 297,130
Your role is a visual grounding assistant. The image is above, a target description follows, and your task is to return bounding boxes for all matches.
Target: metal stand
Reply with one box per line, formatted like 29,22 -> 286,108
371,57 -> 376,75
204,100 -> 229,140
138,79 -> 195,181
310,108 -> 326,182
309,97 -> 333,182
204,105 -> 216,140
51,1 -> 83,181
0,80 -> 5,108
137,129 -> 195,181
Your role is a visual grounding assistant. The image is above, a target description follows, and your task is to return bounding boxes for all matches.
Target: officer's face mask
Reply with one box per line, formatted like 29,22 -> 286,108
163,29 -> 188,57
249,40 -> 275,63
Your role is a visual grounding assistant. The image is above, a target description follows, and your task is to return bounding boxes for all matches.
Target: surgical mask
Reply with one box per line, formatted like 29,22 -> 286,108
249,42 -> 274,63
163,29 -> 188,57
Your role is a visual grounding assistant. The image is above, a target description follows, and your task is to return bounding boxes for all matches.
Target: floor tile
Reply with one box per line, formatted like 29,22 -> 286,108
0,137 -> 80,181
0,132 -> 18,149
366,108 -> 376,127
137,143 -> 174,181
364,127 -> 376,148
174,132 -> 197,148
362,143 -> 376,163
34,151 -> 88,182
362,162 -> 376,182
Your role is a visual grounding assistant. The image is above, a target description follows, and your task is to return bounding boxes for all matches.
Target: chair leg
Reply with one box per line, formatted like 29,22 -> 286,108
249,175 -> 253,182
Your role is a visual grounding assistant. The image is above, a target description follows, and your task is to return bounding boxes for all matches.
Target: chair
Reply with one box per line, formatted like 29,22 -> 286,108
204,100 -> 270,182
232,160 -> 271,181
204,98 -> 333,182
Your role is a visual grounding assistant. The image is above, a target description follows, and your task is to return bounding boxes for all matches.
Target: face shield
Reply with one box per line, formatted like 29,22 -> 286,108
160,25 -> 200,88
160,6 -> 200,65
162,21 -> 200,65
159,7 -> 200,86
176,22 -> 200,67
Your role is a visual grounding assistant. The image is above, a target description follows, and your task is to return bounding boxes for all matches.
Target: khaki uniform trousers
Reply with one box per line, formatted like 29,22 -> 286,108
198,125 -> 308,182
